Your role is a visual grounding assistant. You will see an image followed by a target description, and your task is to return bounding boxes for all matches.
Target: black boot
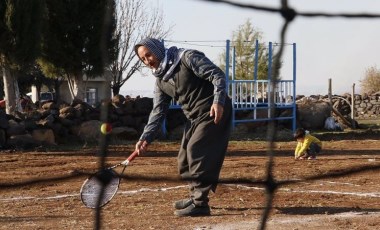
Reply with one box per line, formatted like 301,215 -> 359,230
173,198 -> 193,210
174,204 -> 211,217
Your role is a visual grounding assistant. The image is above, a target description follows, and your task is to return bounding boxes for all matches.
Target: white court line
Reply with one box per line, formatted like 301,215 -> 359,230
281,188 -> 380,198
0,194 -> 78,202
229,184 -> 380,198
305,180 -> 362,187
323,181 -> 362,186
0,185 -> 187,202
297,180 -> 362,188
0,181 -> 378,202
118,185 -> 187,195
199,211 -> 380,230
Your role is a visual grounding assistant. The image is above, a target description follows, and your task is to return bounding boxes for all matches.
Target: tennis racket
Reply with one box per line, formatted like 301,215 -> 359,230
80,151 -> 138,208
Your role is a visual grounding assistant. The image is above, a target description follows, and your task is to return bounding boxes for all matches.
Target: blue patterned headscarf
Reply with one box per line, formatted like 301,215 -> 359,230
135,38 -> 186,81
134,38 -> 165,62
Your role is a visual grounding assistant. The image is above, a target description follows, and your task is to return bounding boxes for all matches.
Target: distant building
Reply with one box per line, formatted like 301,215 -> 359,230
30,73 -> 112,106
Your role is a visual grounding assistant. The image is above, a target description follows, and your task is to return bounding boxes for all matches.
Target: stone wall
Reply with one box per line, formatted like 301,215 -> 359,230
297,91 -> 380,119
0,95 -> 185,150
1,92 -> 379,150
354,93 -> 380,118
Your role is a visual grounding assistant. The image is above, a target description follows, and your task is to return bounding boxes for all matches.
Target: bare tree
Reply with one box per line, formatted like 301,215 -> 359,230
360,65 -> 380,94
109,0 -> 171,96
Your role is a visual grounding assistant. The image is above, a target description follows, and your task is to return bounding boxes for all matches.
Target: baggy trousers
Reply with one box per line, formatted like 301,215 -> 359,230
306,142 -> 322,157
177,99 -> 232,207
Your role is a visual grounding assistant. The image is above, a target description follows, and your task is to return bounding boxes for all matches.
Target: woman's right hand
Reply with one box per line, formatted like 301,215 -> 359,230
135,140 -> 148,155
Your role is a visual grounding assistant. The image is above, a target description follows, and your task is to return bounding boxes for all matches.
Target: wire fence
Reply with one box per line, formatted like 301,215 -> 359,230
2,0 -> 380,229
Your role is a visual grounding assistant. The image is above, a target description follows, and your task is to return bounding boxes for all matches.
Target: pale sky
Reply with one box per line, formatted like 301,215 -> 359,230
121,0 -> 380,97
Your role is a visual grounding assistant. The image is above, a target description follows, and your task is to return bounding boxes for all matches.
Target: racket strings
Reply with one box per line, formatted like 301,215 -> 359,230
81,170 -> 120,208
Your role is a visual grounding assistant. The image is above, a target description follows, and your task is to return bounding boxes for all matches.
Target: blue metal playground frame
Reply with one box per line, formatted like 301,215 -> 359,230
225,40 -> 297,132
163,40 -> 297,135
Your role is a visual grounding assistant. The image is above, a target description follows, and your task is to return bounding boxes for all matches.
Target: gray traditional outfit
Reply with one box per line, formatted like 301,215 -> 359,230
135,38 -> 232,216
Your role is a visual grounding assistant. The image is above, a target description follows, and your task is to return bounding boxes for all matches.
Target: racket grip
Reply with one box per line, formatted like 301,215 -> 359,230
121,151 -> 139,165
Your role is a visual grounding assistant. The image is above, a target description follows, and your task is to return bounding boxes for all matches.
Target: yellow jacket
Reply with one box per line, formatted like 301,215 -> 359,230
294,134 -> 322,158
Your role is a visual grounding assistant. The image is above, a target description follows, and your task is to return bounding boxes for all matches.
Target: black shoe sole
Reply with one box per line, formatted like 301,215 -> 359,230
174,204 -> 211,217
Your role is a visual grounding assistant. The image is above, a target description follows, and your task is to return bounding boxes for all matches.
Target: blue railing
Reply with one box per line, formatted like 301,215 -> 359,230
226,40 -> 297,131
163,40 -> 297,136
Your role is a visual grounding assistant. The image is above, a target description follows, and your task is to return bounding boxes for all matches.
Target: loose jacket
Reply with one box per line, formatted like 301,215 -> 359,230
139,50 -> 227,143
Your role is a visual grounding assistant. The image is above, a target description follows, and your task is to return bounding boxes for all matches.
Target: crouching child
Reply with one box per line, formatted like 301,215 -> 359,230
294,128 -> 322,160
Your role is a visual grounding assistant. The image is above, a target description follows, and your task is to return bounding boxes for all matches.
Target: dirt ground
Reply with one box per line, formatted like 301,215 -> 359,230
1,135 -> 380,229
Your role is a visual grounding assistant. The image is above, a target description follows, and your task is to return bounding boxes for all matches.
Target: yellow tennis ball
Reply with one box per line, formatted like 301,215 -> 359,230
100,123 -> 112,135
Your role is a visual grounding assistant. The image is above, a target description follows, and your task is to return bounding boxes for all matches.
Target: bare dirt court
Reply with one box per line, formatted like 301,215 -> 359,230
1,137 -> 380,229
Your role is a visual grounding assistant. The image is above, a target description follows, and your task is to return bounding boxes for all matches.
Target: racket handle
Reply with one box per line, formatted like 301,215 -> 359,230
121,151 -> 138,165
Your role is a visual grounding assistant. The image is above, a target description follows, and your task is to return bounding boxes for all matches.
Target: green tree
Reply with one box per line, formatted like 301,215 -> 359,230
39,0 -> 118,101
18,64 -> 55,100
0,0 -> 45,114
219,19 -> 270,80
108,0 -> 171,96
360,65 -> 380,94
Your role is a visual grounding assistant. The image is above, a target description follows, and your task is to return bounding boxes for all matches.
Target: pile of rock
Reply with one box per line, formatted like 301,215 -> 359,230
0,95 -> 176,150
1,92 -> 377,150
295,93 -> 367,130
354,92 -> 380,118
